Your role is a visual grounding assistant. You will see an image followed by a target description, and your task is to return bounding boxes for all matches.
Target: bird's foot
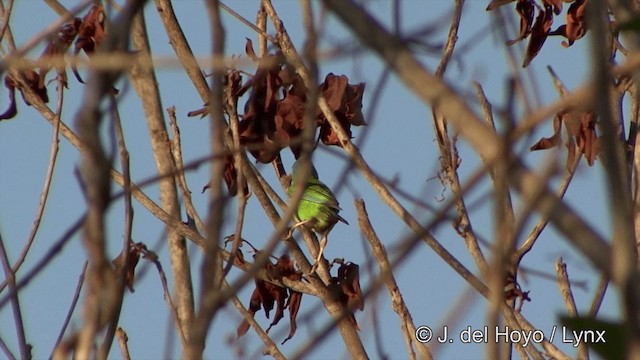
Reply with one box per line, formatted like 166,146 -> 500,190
306,262 -> 319,276
287,220 -> 312,239
285,227 -> 295,239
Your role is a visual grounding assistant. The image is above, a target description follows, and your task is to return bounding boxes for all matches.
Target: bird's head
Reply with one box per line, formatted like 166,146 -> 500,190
291,159 -> 319,185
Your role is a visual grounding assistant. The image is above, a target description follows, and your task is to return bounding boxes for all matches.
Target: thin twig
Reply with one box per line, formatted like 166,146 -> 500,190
556,258 -> 588,360
0,62 -> 64,294
0,336 -> 16,360
141,246 -> 188,346
588,276 -> 610,317
167,106 -> 206,234
115,327 -> 131,360
0,231 -> 29,360
227,280 -> 286,360
98,93 -> 133,360
355,200 -> 432,360
219,2 -> 277,43
51,261 -> 88,357
0,0 -> 15,51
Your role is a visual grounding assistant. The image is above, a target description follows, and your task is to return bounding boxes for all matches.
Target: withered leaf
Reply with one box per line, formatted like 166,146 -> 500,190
237,47 -> 289,163
549,0 -> 587,48
39,18 -> 82,88
73,5 -> 107,84
188,69 -> 244,118
318,73 -> 366,146
328,277 -> 360,330
237,287 -> 263,338
507,0 -> 535,46
523,5 -> 554,67
1,69 -> 49,120
282,290 -> 302,345
203,40 -> 366,163
530,108 -> 599,168
245,38 -> 259,62
112,242 -> 144,293
203,155 -> 248,197
542,0 -> 563,15
337,262 -> 364,311
0,81 -> 17,120
562,111 -> 600,166
530,113 -> 562,151
237,253 -> 304,342
486,0 -> 516,11
273,254 -> 303,344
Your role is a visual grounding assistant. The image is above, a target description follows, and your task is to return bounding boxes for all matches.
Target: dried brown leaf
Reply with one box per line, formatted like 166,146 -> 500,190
112,242 -> 144,293
530,114 -> 562,151
507,0 -> 535,46
328,277 -> 360,330
237,287 -> 262,338
39,18 -> 82,88
237,253 -> 304,341
523,5 -> 554,67
549,0 -> 587,47
73,5 -> 106,84
338,262 -> 364,311
245,38 -> 258,61
486,0 -> 516,11
542,0 -> 563,15
318,73 -> 366,146
0,81 -> 17,120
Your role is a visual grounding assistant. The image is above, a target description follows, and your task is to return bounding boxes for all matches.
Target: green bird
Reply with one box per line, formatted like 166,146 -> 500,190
287,159 -> 348,273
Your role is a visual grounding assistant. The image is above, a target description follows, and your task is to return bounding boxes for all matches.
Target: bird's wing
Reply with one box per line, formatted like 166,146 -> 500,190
302,180 -> 342,211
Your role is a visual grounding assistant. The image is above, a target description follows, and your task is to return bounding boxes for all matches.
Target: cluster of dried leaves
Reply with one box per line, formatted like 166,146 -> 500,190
236,253 -> 303,345
191,39 -> 365,195
237,254 -> 363,344
487,0 -> 587,67
1,5 -> 107,120
530,109 -> 599,168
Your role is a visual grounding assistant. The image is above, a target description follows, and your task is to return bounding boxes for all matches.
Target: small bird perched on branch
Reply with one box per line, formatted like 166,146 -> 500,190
287,159 -> 348,274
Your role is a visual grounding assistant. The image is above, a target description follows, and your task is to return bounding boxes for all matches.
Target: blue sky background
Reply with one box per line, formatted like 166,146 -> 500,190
0,1 -> 617,359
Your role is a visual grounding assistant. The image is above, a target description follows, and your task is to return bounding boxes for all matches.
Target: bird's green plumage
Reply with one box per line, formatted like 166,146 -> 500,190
287,160 -> 348,235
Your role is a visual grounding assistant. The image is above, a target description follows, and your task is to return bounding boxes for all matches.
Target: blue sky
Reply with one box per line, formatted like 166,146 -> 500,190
0,1 -> 617,359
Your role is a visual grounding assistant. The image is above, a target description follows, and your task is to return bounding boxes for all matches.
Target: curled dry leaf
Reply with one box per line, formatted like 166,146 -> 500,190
488,0 -> 588,67
326,261 -> 364,331
318,73 -> 366,146
111,242 -> 145,293
548,0 -> 587,47
1,68 -> 49,121
195,38 -> 366,164
507,0 -> 535,46
529,113 -> 562,151
522,4 -> 554,67
72,4 -> 107,84
530,109 -> 599,168
0,11 -> 101,121
542,0 -> 563,15
237,252 -> 304,344
486,0 -> 516,11
337,262 -> 364,312
39,18 -> 82,88
201,155 -> 248,197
